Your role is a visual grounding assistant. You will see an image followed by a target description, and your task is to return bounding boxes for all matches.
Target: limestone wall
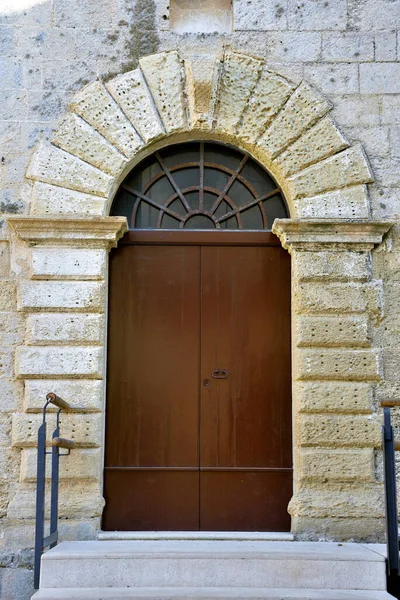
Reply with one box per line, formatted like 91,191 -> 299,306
0,1 -> 400,598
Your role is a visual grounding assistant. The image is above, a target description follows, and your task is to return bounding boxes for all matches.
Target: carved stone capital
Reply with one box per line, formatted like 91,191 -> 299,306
272,219 -> 394,252
7,216 -> 128,249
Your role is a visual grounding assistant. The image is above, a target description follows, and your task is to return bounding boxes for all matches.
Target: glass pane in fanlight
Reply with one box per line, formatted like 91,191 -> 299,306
214,199 -> 232,218
204,166 -> 230,193
204,143 -> 242,170
169,199 -> 187,217
185,190 -> 200,211
124,156 -> 161,192
183,214 -> 215,229
241,160 -> 277,196
172,167 -> 199,191
135,202 -> 159,228
161,214 -> 181,229
162,143 -> 199,169
240,204 -> 264,229
202,191 -> 218,213
263,194 -> 288,228
146,176 -> 175,206
229,179 -> 254,209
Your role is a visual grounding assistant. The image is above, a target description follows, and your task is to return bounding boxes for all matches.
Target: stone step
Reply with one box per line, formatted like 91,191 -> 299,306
31,586 -> 397,600
38,541 -> 388,591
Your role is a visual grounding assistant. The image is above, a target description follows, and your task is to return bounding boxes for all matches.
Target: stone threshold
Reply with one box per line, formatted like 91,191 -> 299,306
98,531 -> 295,542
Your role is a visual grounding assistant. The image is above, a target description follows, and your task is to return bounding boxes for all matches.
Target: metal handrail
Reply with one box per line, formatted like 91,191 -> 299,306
34,393 -> 76,589
382,399 -> 400,580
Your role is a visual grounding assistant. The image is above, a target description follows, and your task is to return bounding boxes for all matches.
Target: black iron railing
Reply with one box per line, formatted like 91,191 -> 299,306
34,392 -> 76,589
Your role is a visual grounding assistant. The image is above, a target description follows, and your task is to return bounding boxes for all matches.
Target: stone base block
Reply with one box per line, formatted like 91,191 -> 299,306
292,516 -> 386,542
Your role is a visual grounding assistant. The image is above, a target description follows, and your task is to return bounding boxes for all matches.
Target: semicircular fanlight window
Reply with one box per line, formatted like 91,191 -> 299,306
111,141 -> 288,230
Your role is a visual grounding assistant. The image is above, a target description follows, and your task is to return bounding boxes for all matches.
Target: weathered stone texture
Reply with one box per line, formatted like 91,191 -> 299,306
296,414 -> 381,447
31,182 -> 106,216
295,348 -> 381,381
297,448 -> 375,482
293,251 -> 370,281
295,381 -> 373,414
293,186 -> 370,220
31,248 -> 106,280
296,315 -> 371,348
19,281 -> 105,312
24,379 -> 103,413
20,448 -> 101,482
295,281 -> 382,316
15,346 -> 104,378
11,413 -> 102,448
26,314 -> 104,345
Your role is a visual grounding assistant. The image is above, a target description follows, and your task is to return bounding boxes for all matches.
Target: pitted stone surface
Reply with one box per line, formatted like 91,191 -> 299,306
70,81 -> 143,159
297,448 -> 375,482
257,82 -> 332,161
24,379 -> 103,413
19,281 -> 105,312
106,69 -> 164,143
296,281 -> 382,316
20,447 -> 101,482
52,114 -> 128,177
296,315 -> 370,348
214,51 -> 263,134
11,412 -> 103,447
140,51 -> 188,134
26,142 -> 113,198
295,381 -> 373,414
289,485 -> 384,517
31,248 -> 106,280
293,186 -> 370,220
15,346 -> 104,378
287,146 -> 374,200
238,70 -> 294,143
31,182 -> 106,216
295,348 -> 380,381
293,251 -> 370,281
297,414 -> 381,447
272,116 -> 349,178
26,313 -> 104,345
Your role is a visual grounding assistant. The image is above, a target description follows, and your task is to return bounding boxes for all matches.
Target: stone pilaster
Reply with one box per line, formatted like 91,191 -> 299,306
272,219 -> 393,540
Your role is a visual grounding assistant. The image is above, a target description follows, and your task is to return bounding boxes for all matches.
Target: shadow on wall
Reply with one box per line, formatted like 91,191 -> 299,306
0,0 -> 160,216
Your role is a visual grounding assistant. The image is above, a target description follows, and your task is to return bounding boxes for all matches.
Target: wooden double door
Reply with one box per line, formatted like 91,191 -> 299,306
103,232 -> 292,531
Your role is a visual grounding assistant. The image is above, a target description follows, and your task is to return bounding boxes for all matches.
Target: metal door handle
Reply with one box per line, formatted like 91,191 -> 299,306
212,369 -> 228,379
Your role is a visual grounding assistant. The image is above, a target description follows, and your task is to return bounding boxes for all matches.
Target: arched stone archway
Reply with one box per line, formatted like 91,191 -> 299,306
6,50 -> 393,541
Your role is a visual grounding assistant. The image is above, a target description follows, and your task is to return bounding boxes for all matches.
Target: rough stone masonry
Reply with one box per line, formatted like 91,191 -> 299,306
0,1 -> 400,598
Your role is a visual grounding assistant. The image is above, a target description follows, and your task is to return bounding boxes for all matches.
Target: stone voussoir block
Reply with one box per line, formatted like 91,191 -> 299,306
295,281 -> 382,316
287,145 -> 374,201
69,80 -> 143,159
293,251 -> 370,282
140,51 -> 188,135
24,379 -> 103,413
293,185 -> 370,219
31,247 -> 107,280
297,448 -> 375,483
31,182 -> 106,216
257,81 -> 332,160
11,412 -> 102,448
214,50 -> 263,134
237,69 -> 293,144
296,413 -> 381,447
296,315 -> 371,348
295,348 -> 381,381
106,68 -> 164,143
272,115 -> 349,178
20,447 -> 101,482
26,313 -> 105,345
295,380 -> 373,414
26,141 -> 114,198
18,281 -> 105,312
52,113 -> 128,177
15,346 -> 104,378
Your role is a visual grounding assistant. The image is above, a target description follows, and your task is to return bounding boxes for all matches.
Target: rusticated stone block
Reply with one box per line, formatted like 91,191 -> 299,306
287,145 -> 373,200
106,69 -> 164,143
140,51 -> 188,134
26,313 -> 104,345
26,142 -> 113,198
20,448 -> 101,482
11,413 -> 102,448
296,381 -> 373,414
296,414 -> 381,447
7,483 -> 104,519
31,182 -> 106,216
295,348 -> 380,381
295,281 -> 382,316
297,448 -> 375,482
52,114 -> 128,177
293,185 -> 370,219
293,251 -> 370,282
296,315 -> 370,348
382,350 -> 400,381
272,115 -> 349,178
15,346 -> 104,378
214,51 -> 263,134
0,311 -> 25,347
289,484 -> 384,518
24,379 -> 103,413
31,248 -> 106,280
238,69 -> 293,143
70,81 -> 143,159
258,82 -> 332,160
19,281 -> 105,312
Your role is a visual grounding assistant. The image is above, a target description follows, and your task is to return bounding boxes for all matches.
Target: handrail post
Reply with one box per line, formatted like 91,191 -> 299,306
34,405 -> 48,589
49,412 -> 61,549
383,405 -> 399,577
